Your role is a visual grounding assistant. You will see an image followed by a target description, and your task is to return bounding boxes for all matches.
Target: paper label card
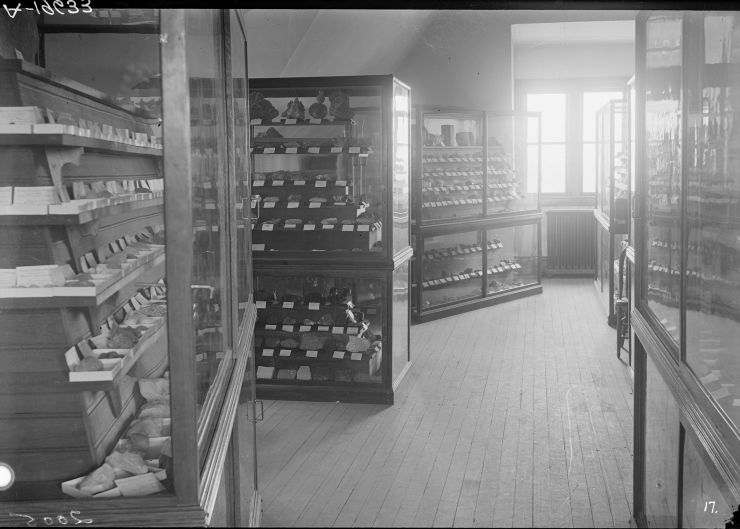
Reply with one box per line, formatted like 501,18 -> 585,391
331,147 -> 343,153
304,224 -> 315,231
332,351 -> 345,359
285,147 -> 298,154
335,180 -> 347,187
263,147 -> 275,154
282,301 -> 294,309
253,180 -> 265,187
331,327 -> 344,334
309,118 -> 322,124
306,350 -> 318,358
342,225 -> 355,232
250,119 -> 262,125
308,147 -> 321,154
279,349 -> 292,357
294,180 -> 306,186
348,146 -> 361,153
262,348 -> 274,357
308,302 -> 320,311
309,202 -> 321,208
255,300 -> 267,309
0,187 -> 12,205
282,325 -> 294,332
273,180 -> 284,186
262,223 -> 274,231
347,327 -> 359,335
299,325 -> 312,332
284,119 -> 297,125
317,325 -> 330,332
351,353 -> 363,361
265,324 -> 277,330
315,181 -> 327,188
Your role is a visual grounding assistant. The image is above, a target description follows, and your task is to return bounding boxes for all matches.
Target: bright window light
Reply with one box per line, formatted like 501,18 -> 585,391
527,93 -> 566,193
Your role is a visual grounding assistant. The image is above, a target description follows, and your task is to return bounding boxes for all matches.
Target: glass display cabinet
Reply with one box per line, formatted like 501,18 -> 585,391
248,76 -> 412,404
633,11 -> 740,528
411,107 -> 542,322
0,9 -> 260,527
594,99 -> 631,327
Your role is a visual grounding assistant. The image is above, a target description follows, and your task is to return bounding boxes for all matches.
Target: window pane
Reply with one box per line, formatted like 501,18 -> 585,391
526,93 -> 566,142
583,91 -> 622,141
530,144 -> 565,193
583,142 -> 597,193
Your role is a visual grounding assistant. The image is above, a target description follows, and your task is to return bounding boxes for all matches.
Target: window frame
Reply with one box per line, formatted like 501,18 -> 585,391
515,77 -> 630,202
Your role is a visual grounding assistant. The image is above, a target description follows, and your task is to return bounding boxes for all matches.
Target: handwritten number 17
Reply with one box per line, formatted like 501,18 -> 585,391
705,500 -> 717,514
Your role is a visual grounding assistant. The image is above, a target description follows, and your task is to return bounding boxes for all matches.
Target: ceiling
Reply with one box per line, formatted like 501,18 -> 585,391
244,10 -> 638,78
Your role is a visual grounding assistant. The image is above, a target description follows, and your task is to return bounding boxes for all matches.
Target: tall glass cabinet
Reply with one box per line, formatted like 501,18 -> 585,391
594,98 -> 631,328
410,107 -> 542,323
0,9 -> 260,526
633,11 -> 740,528
248,75 -> 412,404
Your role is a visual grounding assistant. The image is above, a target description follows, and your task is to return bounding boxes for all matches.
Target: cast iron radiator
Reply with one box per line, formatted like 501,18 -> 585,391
545,210 -> 596,276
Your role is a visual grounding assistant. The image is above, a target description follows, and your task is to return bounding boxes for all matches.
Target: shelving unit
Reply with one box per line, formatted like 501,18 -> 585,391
410,107 -> 542,322
0,10 -> 260,526
0,58 -> 169,502
248,76 -> 412,404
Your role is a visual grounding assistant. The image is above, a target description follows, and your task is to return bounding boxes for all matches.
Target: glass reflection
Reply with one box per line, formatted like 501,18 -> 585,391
644,13 -> 683,344
685,13 -> 740,429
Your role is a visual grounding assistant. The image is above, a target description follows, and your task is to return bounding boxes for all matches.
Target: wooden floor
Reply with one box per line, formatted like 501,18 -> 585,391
256,279 -> 635,528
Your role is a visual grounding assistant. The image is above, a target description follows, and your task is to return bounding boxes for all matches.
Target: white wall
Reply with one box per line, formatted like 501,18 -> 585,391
394,11 -> 514,112
514,42 -> 634,80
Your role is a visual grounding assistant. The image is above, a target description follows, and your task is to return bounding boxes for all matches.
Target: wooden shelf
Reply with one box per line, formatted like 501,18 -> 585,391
0,250 -> 165,309
250,118 -> 353,126
258,202 -> 367,221
423,241 -> 502,261
252,179 -> 350,190
0,196 -> 163,226
65,321 -> 167,394
0,132 -> 162,156
250,145 -> 371,156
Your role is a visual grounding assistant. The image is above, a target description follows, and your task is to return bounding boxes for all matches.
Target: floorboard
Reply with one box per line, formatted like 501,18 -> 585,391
257,279 -> 635,528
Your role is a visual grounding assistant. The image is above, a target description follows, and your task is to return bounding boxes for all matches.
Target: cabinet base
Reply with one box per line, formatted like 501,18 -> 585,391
256,383 -> 393,405
412,283 -> 542,324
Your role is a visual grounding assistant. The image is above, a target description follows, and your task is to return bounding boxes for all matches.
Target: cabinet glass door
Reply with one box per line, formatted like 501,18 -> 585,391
643,12 -> 684,346
421,112 -> 484,222
684,13 -> 740,430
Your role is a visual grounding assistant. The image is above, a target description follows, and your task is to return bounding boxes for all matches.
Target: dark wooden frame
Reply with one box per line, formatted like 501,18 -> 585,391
632,10 -> 740,528
0,9 -> 259,526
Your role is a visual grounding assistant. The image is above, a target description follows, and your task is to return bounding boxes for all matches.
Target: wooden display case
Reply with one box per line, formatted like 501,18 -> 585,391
410,107 -> 543,323
248,75 -> 412,404
0,9 -> 260,527
632,11 -> 740,528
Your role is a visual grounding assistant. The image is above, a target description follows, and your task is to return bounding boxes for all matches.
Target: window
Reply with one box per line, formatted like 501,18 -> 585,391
526,93 -> 566,193
518,79 -> 629,197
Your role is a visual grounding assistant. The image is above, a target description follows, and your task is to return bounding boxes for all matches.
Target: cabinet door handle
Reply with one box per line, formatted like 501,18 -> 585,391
248,400 -> 264,422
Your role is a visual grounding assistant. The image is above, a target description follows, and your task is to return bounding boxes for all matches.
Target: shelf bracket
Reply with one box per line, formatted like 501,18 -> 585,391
43,146 -> 83,202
